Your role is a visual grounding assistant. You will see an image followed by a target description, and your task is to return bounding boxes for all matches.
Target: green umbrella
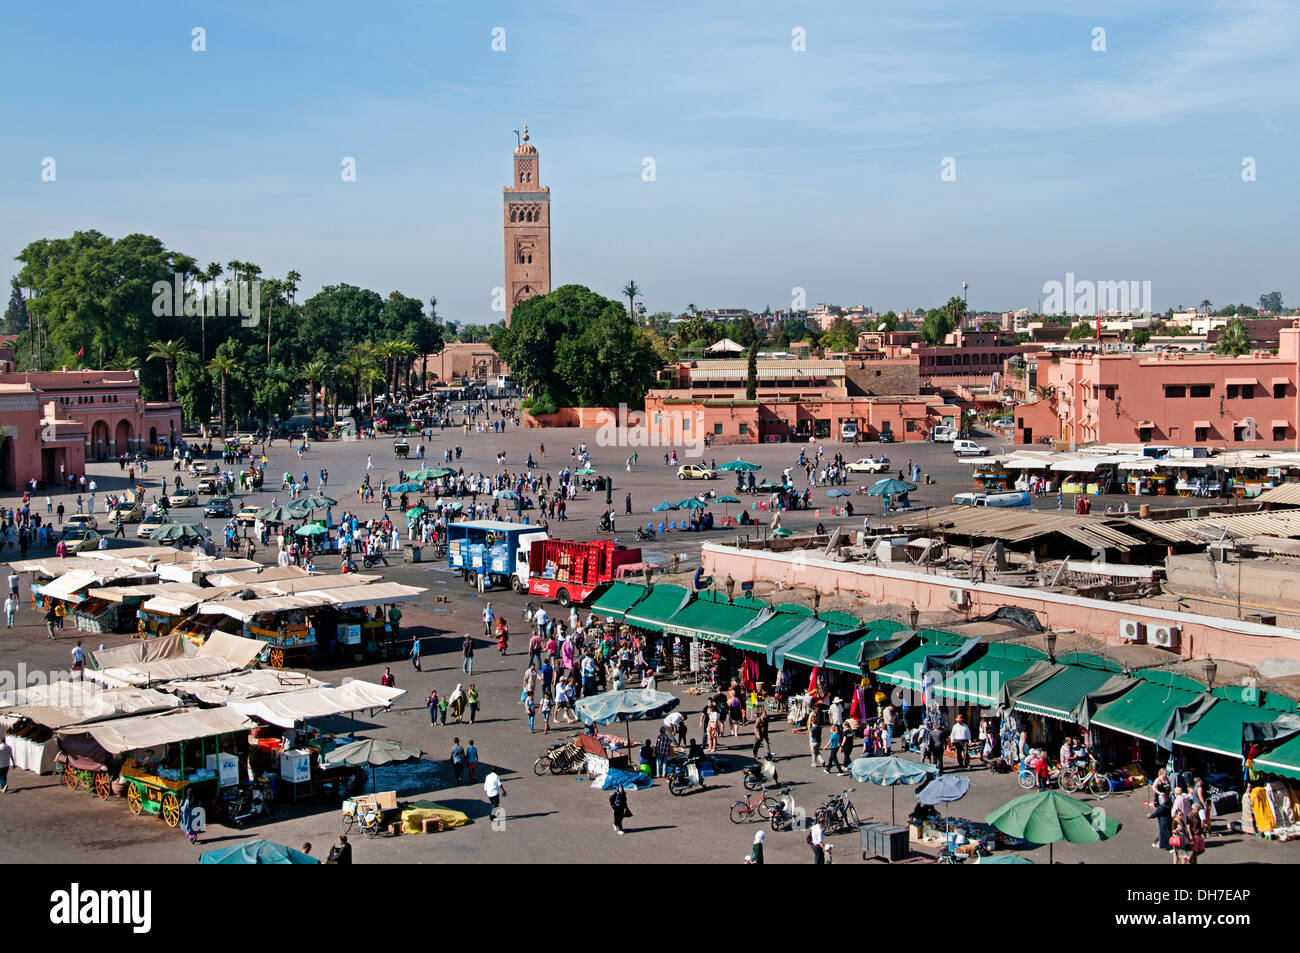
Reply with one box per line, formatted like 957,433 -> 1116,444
716,495 -> 741,503
255,505 -> 298,524
651,501 -> 678,512
151,523 -> 211,543
408,469 -> 437,482
295,523 -> 328,536
985,790 -> 1121,864
676,498 -> 707,509
717,460 -> 761,471
576,466 -> 598,475
976,854 -> 1035,864
304,493 -> 338,507
388,482 -> 423,493
406,506 -> 426,519
866,478 -> 916,497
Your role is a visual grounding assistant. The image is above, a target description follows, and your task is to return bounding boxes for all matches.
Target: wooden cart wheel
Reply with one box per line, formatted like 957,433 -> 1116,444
62,763 -> 77,790
94,770 -> 112,800
268,647 -> 286,669
1127,484 -> 1137,495
1235,487 -> 1246,499
1177,488 -> 1192,497
127,784 -> 144,815
1157,486 -> 1167,496
160,792 -> 181,827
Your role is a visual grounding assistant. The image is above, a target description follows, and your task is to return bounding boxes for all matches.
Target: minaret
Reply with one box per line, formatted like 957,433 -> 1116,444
503,124 -> 551,324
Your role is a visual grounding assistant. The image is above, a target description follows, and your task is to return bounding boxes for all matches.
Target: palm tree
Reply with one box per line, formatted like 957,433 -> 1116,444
390,340 -> 418,394
206,353 -> 241,437
201,262 -> 222,360
285,269 -> 301,308
301,359 -> 328,434
362,367 -> 383,418
171,254 -> 198,313
147,339 -> 189,402
623,281 -> 641,323
340,347 -> 373,419
375,340 -> 402,397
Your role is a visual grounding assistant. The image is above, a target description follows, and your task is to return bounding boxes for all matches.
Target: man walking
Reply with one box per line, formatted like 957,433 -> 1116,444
484,769 -> 504,813
654,725 -> 673,777
450,738 -> 466,785
809,818 -> 825,863
950,714 -> 971,769
4,594 -> 15,629
610,785 -> 631,835
461,633 -> 475,674
482,602 -> 494,637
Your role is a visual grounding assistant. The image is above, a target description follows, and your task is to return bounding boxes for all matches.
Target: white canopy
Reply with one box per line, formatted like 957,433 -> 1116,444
315,582 -> 426,609
60,706 -> 254,755
197,593 -> 337,622
88,632 -> 266,688
2,687 -> 182,730
228,680 -> 405,728
158,669 -> 328,705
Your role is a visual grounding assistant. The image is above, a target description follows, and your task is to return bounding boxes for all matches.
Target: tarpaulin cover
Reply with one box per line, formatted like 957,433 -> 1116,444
592,769 -> 653,791
197,593 -> 336,621
850,633 -> 917,672
575,688 -> 680,726
994,660 -> 1063,709
229,681 -> 405,727
1244,712 -> 1300,751
314,582 -> 425,609
199,839 -> 320,864
159,670 -> 328,704
921,637 -> 982,678
2,688 -> 182,729
402,801 -> 472,828
971,606 -> 1045,632
89,632 -> 265,688
730,611 -> 806,655
92,633 -> 185,670
771,618 -> 828,669
726,607 -> 775,649
1156,693 -> 1219,751
623,585 -> 692,632
60,706 -> 254,756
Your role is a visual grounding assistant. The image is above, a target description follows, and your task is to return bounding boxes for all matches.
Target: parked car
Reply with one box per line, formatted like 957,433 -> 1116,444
952,439 -> 990,456
63,513 -> 99,532
878,430 -> 895,444
138,513 -> 172,538
846,458 -> 889,473
994,417 -> 1015,430
676,464 -> 717,480
235,505 -> 261,526
197,476 -> 222,495
168,489 -> 199,508
204,496 -> 234,518
108,501 -> 143,524
60,528 -> 102,553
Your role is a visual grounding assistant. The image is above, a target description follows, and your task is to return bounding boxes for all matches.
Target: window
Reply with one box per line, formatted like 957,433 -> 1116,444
1195,427 -> 1209,442
1233,425 -> 1254,442
1275,383 -> 1288,399
713,423 -> 723,435
1139,426 -> 1154,443
905,420 -> 916,432
1274,426 -> 1288,442
1164,385 -> 1185,398
1104,386 -> 1116,400
1226,384 -> 1253,399
738,423 -> 749,435
1190,384 -> 1212,398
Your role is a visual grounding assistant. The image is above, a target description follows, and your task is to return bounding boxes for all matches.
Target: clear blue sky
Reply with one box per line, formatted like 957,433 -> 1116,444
2,1 -> 1297,322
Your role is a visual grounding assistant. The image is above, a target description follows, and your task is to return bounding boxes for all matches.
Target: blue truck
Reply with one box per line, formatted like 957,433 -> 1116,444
446,520 -> 549,592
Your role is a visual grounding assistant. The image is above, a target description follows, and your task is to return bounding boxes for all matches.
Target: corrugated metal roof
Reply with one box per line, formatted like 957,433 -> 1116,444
1123,510 -> 1300,543
888,505 -> 1143,551
1256,482 -> 1300,507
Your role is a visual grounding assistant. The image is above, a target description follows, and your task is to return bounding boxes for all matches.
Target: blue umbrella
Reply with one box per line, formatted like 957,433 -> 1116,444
651,501 -> 678,512
388,482 -> 423,493
827,489 -> 852,498
717,460 -> 761,471
916,774 -> 970,805
200,839 -> 320,865
575,688 -> 680,744
850,755 -> 939,823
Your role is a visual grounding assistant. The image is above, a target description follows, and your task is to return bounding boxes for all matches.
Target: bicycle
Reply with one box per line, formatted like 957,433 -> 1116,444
533,736 -> 584,776
814,789 -> 861,833
729,786 -> 779,824
1061,760 -> 1112,798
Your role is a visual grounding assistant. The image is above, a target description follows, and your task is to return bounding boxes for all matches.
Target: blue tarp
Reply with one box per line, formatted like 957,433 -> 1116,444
594,769 -> 653,791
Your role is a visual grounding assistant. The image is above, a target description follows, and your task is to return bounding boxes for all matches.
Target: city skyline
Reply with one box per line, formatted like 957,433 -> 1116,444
2,1 -> 1297,323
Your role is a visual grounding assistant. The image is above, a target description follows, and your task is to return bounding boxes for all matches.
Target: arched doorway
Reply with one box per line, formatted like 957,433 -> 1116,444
91,421 -> 110,460
114,420 -> 133,454
149,426 -> 158,448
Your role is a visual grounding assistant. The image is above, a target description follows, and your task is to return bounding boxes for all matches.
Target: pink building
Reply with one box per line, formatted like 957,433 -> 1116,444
0,370 -> 181,489
1014,327 -> 1300,448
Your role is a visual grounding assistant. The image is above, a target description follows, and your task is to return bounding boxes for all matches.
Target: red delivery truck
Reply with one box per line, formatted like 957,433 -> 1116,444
526,539 -> 644,607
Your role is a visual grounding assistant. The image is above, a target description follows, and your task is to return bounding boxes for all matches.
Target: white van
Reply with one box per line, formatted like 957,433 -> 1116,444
840,421 -> 859,441
952,439 -> 989,456
953,491 -> 1032,508
931,425 -> 957,443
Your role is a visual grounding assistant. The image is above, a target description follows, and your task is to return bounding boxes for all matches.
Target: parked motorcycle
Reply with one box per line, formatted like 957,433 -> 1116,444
666,758 -> 709,796
742,755 -> 779,791
634,526 -> 656,542
221,782 -> 273,827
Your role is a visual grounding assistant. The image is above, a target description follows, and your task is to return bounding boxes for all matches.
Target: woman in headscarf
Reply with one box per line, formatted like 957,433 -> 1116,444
448,684 -> 466,723
179,789 -> 198,844
746,829 -> 765,864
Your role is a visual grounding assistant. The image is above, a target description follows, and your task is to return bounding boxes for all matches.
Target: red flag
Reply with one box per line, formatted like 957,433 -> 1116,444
76,347 -> 84,358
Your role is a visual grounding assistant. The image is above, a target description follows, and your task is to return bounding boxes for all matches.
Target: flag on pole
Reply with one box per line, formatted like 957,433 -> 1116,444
76,346 -> 84,358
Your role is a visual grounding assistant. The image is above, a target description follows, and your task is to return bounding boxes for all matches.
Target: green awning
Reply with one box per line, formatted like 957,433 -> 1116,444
818,610 -> 863,630
933,655 -> 1036,707
623,585 -> 691,633
1253,734 -> 1300,780
781,626 -> 834,667
1092,679 -> 1204,744
1014,664 -> 1120,720
731,612 -> 810,654
589,582 -> 650,620
825,631 -> 914,674
663,599 -> 761,644
1175,700 -> 1285,759
864,619 -> 909,636
875,643 -> 957,691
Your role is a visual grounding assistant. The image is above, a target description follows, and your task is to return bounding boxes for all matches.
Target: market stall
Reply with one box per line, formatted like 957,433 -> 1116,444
196,594 -> 335,669
87,631 -> 266,688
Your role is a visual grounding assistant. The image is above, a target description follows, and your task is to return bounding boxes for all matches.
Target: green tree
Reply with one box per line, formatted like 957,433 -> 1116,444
301,359 -> 328,431
919,308 -> 955,346
147,339 -> 190,402
207,350 -> 242,436
877,311 -> 898,332
1259,291 -> 1284,313
819,318 -> 858,352
1130,328 -> 1152,347
1215,316 -> 1254,356
745,341 -> 758,400
176,352 -> 213,430
5,278 -> 28,334
1066,320 -> 1095,340
622,280 -> 641,323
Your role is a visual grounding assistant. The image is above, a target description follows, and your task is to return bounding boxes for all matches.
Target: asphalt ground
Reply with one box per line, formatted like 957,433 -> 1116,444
0,412 -> 1287,864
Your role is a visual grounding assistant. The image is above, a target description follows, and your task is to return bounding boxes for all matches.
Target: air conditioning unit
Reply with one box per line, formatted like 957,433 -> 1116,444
1242,677 -> 1260,705
1119,619 -> 1145,642
948,588 -> 970,607
1149,624 -> 1180,650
